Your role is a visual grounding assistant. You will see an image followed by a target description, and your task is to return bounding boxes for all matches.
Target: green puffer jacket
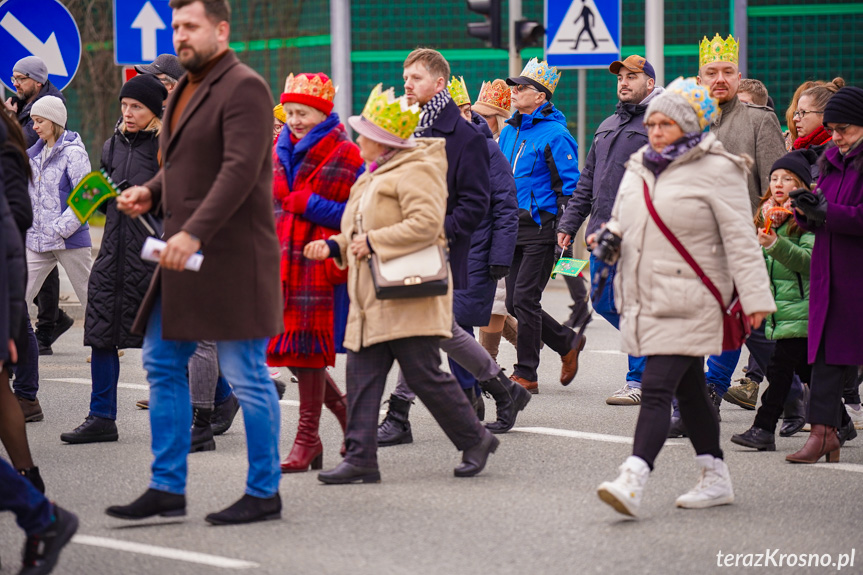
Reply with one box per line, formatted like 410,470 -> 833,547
763,221 -> 814,340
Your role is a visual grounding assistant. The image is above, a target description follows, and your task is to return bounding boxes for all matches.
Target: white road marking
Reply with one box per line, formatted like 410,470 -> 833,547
586,349 -> 626,356
513,426 -> 686,446
813,462 -> 863,473
48,377 -> 149,391
72,535 -> 258,569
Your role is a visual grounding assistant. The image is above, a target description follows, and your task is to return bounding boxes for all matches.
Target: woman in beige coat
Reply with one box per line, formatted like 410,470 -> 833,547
304,86 -> 498,484
595,78 -> 775,518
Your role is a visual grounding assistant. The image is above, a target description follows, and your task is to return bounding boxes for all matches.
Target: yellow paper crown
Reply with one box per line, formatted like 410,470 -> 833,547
520,58 -> 561,95
698,34 -> 739,68
361,84 -> 421,141
448,76 -> 471,107
273,104 -> 286,123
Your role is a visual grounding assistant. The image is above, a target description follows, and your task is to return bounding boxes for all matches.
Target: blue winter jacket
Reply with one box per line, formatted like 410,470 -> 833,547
453,113 -> 519,326
498,102 -> 580,244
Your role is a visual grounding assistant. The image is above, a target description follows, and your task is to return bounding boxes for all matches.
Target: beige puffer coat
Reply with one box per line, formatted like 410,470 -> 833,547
608,133 -> 776,357
333,138 -> 452,351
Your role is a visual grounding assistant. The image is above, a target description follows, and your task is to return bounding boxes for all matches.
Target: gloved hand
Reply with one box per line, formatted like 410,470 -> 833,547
489,265 -> 510,281
789,188 -> 827,227
283,188 -> 312,214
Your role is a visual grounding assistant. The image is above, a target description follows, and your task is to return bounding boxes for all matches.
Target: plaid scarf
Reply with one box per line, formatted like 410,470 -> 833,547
415,90 -> 452,135
643,132 -> 705,176
268,122 -> 363,367
760,196 -> 794,229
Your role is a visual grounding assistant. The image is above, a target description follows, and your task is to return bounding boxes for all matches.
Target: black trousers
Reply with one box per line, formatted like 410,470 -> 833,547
505,243 -> 575,381
753,338 -> 811,433
633,355 -> 723,469
34,266 -> 60,334
842,367 -> 862,405
344,337 -> 485,468
808,343 -> 855,429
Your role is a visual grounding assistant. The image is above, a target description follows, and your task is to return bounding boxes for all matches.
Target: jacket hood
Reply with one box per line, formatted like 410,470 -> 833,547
27,130 -> 85,159
616,86 -> 664,120
506,102 -> 567,131
628,132 -> 752,175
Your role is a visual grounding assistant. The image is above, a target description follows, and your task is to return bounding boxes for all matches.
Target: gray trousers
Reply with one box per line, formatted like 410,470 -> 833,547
189,340 -> 220,409
392,317 -> 500,402
25,248 -> 92,312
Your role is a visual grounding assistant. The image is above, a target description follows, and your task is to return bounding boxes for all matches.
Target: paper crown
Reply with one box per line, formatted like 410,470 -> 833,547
699,34 -> 739,68
474,79 -> 511,117
280,73 -> 336,115
360,84 -> 421,141
447,76 -> 471,106
273,104 -> 286,124
665,77 -> 720,131
520,58 -> 561,95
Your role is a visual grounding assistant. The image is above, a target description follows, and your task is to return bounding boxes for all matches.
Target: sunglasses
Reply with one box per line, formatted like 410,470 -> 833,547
511,84 -> 538,93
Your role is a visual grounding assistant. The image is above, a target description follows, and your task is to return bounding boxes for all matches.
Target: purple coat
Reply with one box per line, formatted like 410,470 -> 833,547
796,143 -> 863,364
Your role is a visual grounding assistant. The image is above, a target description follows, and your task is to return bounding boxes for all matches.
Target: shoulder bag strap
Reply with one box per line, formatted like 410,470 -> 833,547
642,181 -> 725,309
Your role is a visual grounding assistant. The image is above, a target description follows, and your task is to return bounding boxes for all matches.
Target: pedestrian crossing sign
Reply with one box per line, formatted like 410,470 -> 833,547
545,0 -> 621,68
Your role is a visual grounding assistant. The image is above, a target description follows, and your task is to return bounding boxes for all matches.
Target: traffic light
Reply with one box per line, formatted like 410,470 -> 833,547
514,19 -> 545,51
466,0 -> 502,49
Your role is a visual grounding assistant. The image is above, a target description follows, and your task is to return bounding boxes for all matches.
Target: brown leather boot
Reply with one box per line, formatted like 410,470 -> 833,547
502,315 -> 518,348
323,372 -> 347,457
786,424 -> 840,464
281,369 -> 326,473
478,329 -> 502,363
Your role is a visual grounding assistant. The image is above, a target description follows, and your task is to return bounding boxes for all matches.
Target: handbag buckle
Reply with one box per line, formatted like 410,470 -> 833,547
404,276 -> 422,285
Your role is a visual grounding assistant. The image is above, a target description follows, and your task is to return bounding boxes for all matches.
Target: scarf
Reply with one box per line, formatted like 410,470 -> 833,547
415,91 -> 451,135
760,196 -> 793,229
793,125 -> 831,151
275,113 -> 341,186
369,148 -> 398,173
643,132 -> 704,176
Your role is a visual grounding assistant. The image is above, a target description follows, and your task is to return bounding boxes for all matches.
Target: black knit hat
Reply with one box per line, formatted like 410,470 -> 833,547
771,149 -> 817,187
823,86 -> 863,127
119,74 -> 168,118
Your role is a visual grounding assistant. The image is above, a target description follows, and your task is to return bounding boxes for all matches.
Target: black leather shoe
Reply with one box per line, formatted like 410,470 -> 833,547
780,386 -> 808,437
211,393 -> 240,436
60,416 -> 118,444
731,426 -> 776,451
205,493 -> 282,525
707,384 -> 722,422
318,461 -> 381,484
106,488 -> 186,520
49,310 -> 74,345
19,467 -> 45,494
839,418 -> 858,447
191,408 -> 216,452
482,370 -> 531,434
780,417 -> 806,438
20,504 -> 78,575
377,394 -> 413,446
454,431 -> 500,477
667,415 -> 687,438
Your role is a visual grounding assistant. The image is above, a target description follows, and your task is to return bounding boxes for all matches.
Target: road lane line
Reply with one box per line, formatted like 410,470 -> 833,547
513,426 -> 686,446
48,377 -> 149,391
813,462 -> 863,473
72,535 -> 259,568
585,349 -> 627,356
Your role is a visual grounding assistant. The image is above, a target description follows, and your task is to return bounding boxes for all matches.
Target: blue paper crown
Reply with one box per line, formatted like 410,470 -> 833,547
665,77 -> 720,132
520,58 -> 561,95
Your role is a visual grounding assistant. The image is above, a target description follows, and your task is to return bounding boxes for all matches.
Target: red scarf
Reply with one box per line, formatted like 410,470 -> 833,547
793,125 -> 831,150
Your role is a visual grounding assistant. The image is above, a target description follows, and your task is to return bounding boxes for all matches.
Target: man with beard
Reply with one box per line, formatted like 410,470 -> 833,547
109,0 -> 283,525
557,55 -> 661,407
4,57 -> 65,148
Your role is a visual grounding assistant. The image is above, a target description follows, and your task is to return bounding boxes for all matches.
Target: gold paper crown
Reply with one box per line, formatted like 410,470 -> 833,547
284,73 -> 336,103
361,84 -> 421,141
698,34 -> 739,67
448,76 -> 471,107
520,58 -> 561,95
475,79 -> 511,116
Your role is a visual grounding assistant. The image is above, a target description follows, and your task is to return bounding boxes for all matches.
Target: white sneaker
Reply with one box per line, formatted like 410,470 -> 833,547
266,364 -> 281,379
597,456 -> 650,517
675,454 -> 735,509
606,384 -> 642,406
846,405 -> 863,430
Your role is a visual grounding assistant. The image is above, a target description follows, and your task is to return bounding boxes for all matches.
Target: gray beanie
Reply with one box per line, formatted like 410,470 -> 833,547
30,96 -> 67,128
645,92 -> 701,135
13,56 -> 48,85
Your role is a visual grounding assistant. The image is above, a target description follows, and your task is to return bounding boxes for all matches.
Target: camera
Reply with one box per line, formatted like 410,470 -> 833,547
592,226 -> 622,266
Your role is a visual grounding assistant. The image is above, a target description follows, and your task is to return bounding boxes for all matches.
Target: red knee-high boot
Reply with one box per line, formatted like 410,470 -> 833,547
323,372 -> 348,457
281,368 -> 326,473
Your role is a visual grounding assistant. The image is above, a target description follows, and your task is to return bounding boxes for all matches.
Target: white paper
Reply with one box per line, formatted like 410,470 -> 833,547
141,237 -> 203,272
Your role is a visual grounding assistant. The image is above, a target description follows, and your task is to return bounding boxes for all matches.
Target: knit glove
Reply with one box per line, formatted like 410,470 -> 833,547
789,188 -> 827,228
283,189 -> 312,214
489,265 -> 510,281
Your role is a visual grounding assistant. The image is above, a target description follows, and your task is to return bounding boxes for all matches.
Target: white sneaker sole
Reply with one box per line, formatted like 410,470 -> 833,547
597,483 -> 638,517
675,493 -> 734,509
606,396 -> 641,406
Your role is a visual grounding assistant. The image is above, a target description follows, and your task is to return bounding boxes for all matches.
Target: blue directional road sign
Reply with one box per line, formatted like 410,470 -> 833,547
114,0 -> 174,66
0,0 -> 81,92
545,0 -> 621,69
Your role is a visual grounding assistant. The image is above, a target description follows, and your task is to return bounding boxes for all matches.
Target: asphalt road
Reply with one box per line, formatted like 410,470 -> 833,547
2,281 -> 860,575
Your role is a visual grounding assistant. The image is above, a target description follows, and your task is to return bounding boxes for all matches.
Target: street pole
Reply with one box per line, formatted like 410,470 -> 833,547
734,0 -> 748,77
330,0 -> 353,136
577,69 -> 586,168
645,0 -> 664,86
509,0 -> 522,77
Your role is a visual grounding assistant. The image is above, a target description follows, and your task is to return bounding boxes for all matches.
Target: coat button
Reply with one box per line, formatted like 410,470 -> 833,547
166,210 -> 172,219
165,162 -> 171,169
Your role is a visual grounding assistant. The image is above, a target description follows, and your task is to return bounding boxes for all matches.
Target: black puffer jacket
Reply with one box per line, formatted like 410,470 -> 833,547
0,121 -> 27,358
84,125 -> 161,349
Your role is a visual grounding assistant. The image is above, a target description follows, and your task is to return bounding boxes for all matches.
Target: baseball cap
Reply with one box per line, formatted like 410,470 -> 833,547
609,55 -> 656,80
134,54 -> 185,81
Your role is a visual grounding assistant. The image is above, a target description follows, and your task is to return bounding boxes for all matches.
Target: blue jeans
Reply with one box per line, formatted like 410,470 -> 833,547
90,347 -> 120,420
705,324 -> 805,398
11,319 -> 39,400
0,457 -> 52,535
143,297 -> 281,498
589,255 -> 646,387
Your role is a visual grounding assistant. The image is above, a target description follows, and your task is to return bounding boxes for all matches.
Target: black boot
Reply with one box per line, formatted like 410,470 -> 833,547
839,417 -> 858,447
105,488 -> 186,520
667,400 -> 687,438
731,426 -> 776,451
211,393 -> 240,436
18,467 -> 45,494
318,461 -> 382,485
463,387 -> 484,421
780,385 -> 808,437
707,383 -> 722,423
191,408 -> 216,452
60,416 -> 118,444
205,493 -> 282,525
273,378 -> 287,400
376,394 -> 413,446
454,431 -> 500,477
481,370 -> 531,434
19,504 -> 78,575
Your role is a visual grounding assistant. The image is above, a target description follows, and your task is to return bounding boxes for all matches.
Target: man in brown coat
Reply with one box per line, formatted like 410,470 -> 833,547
109,0 -> 283,525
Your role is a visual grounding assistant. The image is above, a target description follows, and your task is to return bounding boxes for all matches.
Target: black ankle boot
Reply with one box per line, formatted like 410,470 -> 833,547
19,466 -> 45,494
707,384 -> 722,422
318,461 -> 382,485
377,394 -> 413,446
60,416 -> 118,444
105,488 -> 186,520
731,426 -> 776,451
191,408 -> 216,453
462,387 -> 485,421
211,393 -> 240,436
205,493 -> 282,525
454,431 -> 500,477
481,370 -> 531,434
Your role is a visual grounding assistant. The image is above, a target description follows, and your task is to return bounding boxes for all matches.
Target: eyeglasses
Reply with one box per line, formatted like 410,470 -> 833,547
824,123 -> 852,136
643,120 -> 678,132
793,109 -> 823,119
511,84 -> 538,93
769,175 -> 798,185
10,75 -> 31,85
